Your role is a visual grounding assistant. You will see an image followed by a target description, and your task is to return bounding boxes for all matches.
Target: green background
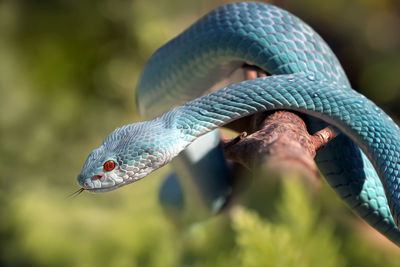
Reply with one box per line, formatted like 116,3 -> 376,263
1,0 -> 400,266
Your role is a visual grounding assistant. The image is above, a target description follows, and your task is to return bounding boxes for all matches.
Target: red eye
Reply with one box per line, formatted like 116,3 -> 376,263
103,160 -> 115,172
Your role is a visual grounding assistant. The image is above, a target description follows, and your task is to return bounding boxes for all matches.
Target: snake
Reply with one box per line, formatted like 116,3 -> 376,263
77,2 -> 400,245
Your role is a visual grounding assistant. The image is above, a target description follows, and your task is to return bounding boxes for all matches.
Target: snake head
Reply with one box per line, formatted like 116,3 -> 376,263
77,120 -> 184,193
77,147 -> 125,193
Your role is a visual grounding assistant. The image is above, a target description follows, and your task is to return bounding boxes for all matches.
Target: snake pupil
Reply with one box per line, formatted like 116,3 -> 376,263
103,160 -> 115,172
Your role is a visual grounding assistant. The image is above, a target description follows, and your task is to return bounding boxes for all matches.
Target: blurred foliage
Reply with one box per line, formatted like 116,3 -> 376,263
0,0 -> 400,266
231,179 -> 343,267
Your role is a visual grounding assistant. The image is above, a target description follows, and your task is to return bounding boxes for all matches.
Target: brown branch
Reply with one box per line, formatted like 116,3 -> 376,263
312,126 -> 339,152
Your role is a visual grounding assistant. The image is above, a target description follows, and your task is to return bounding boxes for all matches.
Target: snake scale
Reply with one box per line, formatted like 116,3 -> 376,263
77,2 -> 400,245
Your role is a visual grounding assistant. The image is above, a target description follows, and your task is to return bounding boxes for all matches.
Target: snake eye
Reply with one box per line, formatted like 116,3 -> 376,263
103,160 -> 115,172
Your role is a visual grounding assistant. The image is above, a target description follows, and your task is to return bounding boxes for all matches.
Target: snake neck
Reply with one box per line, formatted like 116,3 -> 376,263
168,74 -> 317,143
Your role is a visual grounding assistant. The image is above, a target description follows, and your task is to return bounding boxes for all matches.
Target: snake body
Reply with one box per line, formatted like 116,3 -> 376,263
78,2 -> 400,245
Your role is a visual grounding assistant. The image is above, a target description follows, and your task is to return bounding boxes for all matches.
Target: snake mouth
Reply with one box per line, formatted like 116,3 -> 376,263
84,182 -> 128,193
81,173 -> 128,193
84,186 -> 117,193
82,174 -> 103,189
82,174 -> 115,192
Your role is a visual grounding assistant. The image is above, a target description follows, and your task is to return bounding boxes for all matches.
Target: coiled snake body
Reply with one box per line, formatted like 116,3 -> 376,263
78,2 -> 400,245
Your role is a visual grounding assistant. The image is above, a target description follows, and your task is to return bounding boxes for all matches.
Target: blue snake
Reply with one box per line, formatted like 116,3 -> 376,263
77,2 -> 400,245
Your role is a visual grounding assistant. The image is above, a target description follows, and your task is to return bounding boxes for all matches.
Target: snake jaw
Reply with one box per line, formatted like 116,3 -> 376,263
82,174 -> 105,190
81,171 -> 124,192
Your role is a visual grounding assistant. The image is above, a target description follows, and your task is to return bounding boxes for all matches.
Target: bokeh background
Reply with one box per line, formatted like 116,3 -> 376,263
1,0 -> 400,266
